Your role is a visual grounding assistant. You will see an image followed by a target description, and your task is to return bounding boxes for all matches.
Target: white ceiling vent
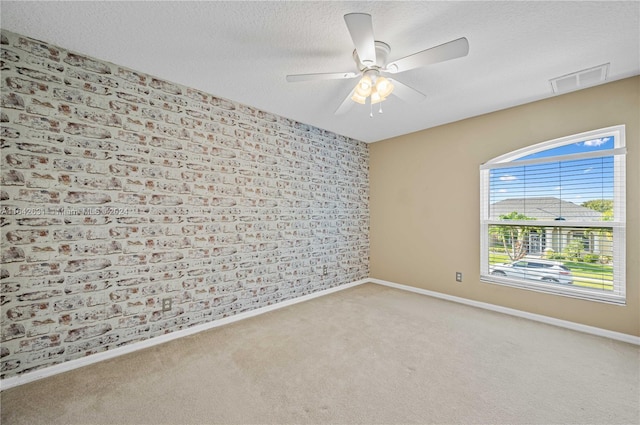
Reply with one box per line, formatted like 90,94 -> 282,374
550,63 -> 609,94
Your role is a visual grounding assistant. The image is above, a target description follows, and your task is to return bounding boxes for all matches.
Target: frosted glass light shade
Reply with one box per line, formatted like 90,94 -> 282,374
354,76 -> 372,97
375,77 -> 394,98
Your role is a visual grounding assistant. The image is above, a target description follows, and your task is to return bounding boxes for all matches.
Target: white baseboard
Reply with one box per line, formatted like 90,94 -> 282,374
0,279 -> 368,391
369,278 -> 640,346
3,277 -> 637,391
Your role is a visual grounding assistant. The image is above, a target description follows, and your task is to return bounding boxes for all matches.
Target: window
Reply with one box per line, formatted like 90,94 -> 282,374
480,126 -> 626,304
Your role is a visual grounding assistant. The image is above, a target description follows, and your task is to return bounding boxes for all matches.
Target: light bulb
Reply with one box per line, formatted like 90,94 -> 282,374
360,79 -> 370,90
375,77 -> 394,98
354,76 -> 372,97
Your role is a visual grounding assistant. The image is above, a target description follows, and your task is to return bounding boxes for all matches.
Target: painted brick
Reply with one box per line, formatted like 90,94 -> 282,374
1,247 -> 26,263
65,175 -> 122,191
65,333 -> 119,355
24,346 -> 65,365
110,100 -> 139,115
5,77 -> 48,95
59,241 -> 122,256
64,323 -> 112,342
64,270 -> 118,287
63,258 -> 111,273
2,323 -> 26,341
64,67 -> 118,87
117,68 -> 146,85
14,262 -> 60,277
64,53 -> 111,74
63,191 -> 111,204
62,146 -> 113,161
5,303 -> 51,322
64,122 -> 112,139
0,29 -> 369,380
2,92 -> 26,109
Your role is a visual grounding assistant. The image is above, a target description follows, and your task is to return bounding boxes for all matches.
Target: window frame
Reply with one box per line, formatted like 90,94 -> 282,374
480,125 -> 626,304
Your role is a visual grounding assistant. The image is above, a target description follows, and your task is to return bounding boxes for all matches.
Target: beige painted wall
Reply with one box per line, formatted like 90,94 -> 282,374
370,76 -> 639,336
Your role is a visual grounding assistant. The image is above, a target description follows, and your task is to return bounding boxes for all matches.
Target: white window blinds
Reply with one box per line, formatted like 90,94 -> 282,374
480,126 -> 626,304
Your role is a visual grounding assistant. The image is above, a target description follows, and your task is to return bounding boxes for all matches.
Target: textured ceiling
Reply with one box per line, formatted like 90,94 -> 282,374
1,1 -> 639,143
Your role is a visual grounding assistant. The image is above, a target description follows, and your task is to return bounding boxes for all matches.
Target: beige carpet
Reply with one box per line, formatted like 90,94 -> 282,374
1,283 -> 639,424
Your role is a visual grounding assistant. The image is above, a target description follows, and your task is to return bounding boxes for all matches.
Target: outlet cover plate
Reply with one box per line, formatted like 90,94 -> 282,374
162,298 -> 172,312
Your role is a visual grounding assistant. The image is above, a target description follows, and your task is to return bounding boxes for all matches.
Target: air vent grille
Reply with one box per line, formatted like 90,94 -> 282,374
550,63 -> 609,94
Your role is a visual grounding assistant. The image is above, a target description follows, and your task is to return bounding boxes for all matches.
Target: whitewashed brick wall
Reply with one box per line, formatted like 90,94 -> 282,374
0,30 -> 369,379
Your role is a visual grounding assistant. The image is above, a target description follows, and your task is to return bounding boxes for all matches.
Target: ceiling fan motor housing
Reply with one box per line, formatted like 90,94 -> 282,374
353,41 -> 391,73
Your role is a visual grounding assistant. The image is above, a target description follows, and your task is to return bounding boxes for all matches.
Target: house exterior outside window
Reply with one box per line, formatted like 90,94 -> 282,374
480,126 -> 626,304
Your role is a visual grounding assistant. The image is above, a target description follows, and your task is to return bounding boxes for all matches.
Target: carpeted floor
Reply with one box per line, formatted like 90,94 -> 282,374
1,283 -> 639,424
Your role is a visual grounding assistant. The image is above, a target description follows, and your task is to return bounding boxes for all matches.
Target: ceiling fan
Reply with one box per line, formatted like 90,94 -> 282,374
286,13 -> 469,115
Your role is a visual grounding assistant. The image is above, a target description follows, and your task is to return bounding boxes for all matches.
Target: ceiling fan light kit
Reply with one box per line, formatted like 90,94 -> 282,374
286,12 -> 469,116
351,72 -> 394,105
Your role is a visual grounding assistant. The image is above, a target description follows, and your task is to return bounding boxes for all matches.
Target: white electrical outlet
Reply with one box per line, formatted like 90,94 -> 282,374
162,298 -> 172,312
455,272 -> 463,282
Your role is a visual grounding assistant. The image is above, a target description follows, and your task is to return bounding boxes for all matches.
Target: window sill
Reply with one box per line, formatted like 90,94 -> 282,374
480,275 -> 626,305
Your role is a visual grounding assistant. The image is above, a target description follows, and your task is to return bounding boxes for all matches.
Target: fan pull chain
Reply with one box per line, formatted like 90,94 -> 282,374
368,102 -> 384,117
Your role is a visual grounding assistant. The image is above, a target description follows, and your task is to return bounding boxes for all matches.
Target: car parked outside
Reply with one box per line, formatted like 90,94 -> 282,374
490,258 -> 573,285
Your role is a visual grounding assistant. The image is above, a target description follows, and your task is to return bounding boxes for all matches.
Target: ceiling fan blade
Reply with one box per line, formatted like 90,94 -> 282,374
286,72 -> 358,83
386,37 -> 469,74
335,88 -> 356,115
344,13 -> 376,66
388,78 -> 427,103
